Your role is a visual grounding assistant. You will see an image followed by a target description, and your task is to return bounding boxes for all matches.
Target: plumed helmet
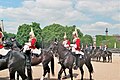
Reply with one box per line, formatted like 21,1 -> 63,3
64,32 -> 67,39
29,27 -> 35,37
72,28 -> 78,37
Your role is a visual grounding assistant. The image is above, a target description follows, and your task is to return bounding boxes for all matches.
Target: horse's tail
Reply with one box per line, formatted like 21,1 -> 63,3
51,56 -> 54,76
85,59 -> 94,73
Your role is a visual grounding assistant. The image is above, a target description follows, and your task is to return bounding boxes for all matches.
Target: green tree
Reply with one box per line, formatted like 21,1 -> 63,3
16,22 -> 42,48
3,32 -> 16,40
81,34 -> 93,47
42,23 -> 83,47
96,35 -> 120,48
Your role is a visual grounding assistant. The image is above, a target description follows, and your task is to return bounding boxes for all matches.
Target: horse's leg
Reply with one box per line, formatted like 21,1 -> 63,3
85,61 -> 93,80
99,56 -> 101,61
96,56 -> 98,61
46,65 -> 50,80
102,56 -> 105,62
69,68 -> 73,80
105,56 -> 106,62
110,54 -> 112,63
41,63 -> 50,80
79,66 -> 84,80
16,72 -> 19,80
9,70 -> 15,80
26,54 -> 33,80
58,67 -> 64,80
17,69 -> 27,80
108,55 -> 110,62
26,64 -> 32,80
62,69 -> 67,79
64,69 -> 67,76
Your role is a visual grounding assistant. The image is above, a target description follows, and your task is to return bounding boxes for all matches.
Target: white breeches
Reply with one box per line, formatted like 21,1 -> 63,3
23,44 -> 30,52
75,50 -> 84,55
71,47 -> 84,55
23,44 -> 41,55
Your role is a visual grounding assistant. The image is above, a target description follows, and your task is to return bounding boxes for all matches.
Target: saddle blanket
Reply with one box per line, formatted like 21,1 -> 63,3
32,48 -> 41,55
0,48 -> 10,56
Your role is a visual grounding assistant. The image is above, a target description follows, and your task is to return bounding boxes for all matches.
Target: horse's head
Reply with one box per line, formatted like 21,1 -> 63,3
49,40 -> 66,58
48,40 -> 59,57
3,39 -> 13,49
3,37 -> 19,50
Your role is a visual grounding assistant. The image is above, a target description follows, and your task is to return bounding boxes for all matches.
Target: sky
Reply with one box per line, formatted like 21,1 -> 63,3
0,0 -> 120,36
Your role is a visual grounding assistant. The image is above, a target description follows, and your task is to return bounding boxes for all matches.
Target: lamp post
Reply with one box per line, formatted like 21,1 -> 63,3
105,28 -> 108,36
105,28 -> 108,46
1,20 -> 4,31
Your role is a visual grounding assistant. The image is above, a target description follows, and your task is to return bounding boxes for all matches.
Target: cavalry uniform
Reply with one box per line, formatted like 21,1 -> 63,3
23,27 -> 37,79
62,32 -> 70,49
29,37 -> 36,49
23,27 -> 37,52
0,31 -> 4,49
62,39 -> 70,49
71,28 -> 84,55
104,45 -> 107,54
104,45 -> 107,51
71,28 -> 84,70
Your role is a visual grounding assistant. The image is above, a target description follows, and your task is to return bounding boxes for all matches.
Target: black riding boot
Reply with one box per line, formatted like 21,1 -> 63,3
74,54 -> 79,70
24,52 -> 33,80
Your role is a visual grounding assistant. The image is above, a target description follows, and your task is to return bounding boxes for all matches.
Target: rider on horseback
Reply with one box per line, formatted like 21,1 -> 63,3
62,32 -> 70,50
57,32 -> 71,64
71,28 -> 84,69
104,44 -> 107,54
0,28 -> 4,49
23,27 -> 37,52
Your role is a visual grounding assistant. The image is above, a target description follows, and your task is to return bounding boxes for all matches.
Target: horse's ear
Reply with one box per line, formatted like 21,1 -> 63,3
54,38 -> 58,45
54,38 -> 57,42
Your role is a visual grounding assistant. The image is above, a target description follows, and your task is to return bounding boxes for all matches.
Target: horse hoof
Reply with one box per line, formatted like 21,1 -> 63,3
40,76 -> 44,80
62,76 -> 67,79
47,73 -> 50,80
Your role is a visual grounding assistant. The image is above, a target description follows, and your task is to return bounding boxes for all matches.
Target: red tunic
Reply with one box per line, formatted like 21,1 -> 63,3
0,32 -> 2,38
62,40 -> 70,48
0,44 -> 3,49
67,40 -> 70,47
29,38 -> 36,49
75,38 -> 81,51
0,32 -> 3,49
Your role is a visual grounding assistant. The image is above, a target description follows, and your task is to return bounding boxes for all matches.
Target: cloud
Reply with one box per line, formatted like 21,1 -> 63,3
0,0 -> 90,30
112,13 -> 120,21
76,0 -> 120,21
0,0 -> 119,36
79,22 -> 120,36
76,0 -> 119,13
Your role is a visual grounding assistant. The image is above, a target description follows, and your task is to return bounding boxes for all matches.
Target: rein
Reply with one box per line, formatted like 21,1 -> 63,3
55,43 -> 70,59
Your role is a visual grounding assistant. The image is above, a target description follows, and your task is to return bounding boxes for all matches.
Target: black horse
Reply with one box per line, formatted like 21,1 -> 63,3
0,40 -> 27,80
100,50 -> 112,63
7,37 -> 55,80
86,47 -> 112,63
49,41 -> 94,80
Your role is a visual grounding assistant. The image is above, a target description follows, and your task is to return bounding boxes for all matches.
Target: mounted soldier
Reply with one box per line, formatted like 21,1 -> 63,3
71,28 -> 84,69
0,28 -> 4,49
23,27 -> 37,52
103,44 -> 108,54
22,27 -> 37,80
62,32 -> 70,49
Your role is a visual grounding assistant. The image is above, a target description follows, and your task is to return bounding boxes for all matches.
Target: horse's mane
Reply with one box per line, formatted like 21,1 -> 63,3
58,42 -> 69,51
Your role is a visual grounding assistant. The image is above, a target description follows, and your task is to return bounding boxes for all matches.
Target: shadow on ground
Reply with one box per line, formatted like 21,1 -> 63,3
34,78 -> 94,80
34,73 -> 79,80
0,77 -> 9,80
77,78 -> 94,80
